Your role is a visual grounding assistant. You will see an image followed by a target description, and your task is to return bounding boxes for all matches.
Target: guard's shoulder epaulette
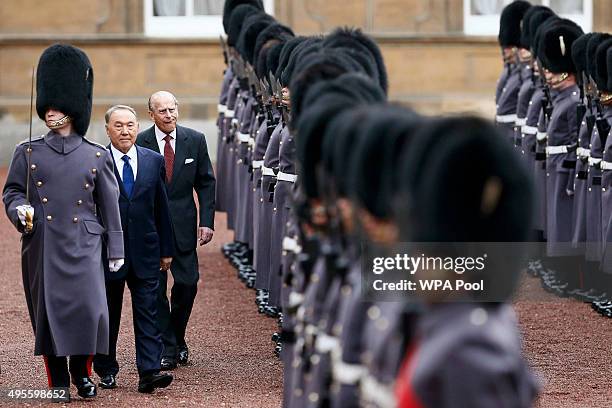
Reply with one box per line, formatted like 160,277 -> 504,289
17,135 -> 44,146
82,137 -> 107,150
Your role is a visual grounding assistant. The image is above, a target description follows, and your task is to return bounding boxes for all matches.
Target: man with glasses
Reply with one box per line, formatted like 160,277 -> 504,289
137,91 -> 216,370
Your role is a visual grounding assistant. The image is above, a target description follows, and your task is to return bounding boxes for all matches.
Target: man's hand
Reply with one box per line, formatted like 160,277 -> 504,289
160,257 -> 172,271
109,258 -> 125,272
198,227 -> 214,246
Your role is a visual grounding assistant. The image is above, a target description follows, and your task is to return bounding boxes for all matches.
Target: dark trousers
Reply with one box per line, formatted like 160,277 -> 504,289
93,272 -> 163,378
158,248 -> 199,358
43,355 -> 92,387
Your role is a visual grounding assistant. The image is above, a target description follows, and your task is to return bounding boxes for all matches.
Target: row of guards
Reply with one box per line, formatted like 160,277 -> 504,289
209,0 -> 612,407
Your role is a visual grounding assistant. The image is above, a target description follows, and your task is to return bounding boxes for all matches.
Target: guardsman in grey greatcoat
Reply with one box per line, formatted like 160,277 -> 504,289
522,9 -> 556,254
538,19 -> 584,291
517,6 -> 554,161
217,0 -> 265,218
495,1 -> 532,144
571,33 -> 596,262
513,5 -> 543,151
595,41 -> 612,288
394,117 -> 539,408
2,44 -> 124,400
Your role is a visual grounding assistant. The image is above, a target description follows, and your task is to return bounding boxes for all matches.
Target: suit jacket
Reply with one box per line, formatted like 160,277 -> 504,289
136,125 -> 216,252
106,144 -> 174,281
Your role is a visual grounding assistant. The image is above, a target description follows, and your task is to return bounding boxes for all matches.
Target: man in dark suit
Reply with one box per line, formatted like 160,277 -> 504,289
93,105 -> 174,393
137,91 -> 216,370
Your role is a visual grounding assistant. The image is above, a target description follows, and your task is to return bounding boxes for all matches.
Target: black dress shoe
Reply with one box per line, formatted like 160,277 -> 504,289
160,357 -> 177,371
138,372 -> 173,393
177,345 -> 189,365
73,377 -> 97,398
98,374 -> 117,389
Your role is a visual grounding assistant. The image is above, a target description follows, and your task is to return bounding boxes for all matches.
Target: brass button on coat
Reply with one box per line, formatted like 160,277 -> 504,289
42,197 -> 48,203
46,215 -> 52,221
77,200 -> 83,205
36,181 -> 43,187
73,217 -> 78,223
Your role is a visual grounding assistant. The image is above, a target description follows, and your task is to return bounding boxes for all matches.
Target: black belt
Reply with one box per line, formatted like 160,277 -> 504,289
562,160 -> 576,169
514,138 -> 522,147
577,170 -> 588,180
535,152 -> 546,161
592,177 -> 602,186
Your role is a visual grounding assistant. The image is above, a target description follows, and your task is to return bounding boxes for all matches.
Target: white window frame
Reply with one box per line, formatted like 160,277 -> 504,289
144,0 -> 274,38
463,0 -> 592,36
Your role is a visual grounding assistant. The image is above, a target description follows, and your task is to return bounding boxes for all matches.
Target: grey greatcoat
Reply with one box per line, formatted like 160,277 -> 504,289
572,112 -> 595,251
598,109 -> 612,272
3,132 -> 124,356
395,303 -> 539,408
546,86 -> 580,257
585,112 -> 606,261
514,64 -> 535,150
215,67 -> 234,213
495,64 -> 522,143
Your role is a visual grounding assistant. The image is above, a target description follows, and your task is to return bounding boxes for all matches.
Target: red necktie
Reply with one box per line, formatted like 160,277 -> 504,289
163,134 -> 174,183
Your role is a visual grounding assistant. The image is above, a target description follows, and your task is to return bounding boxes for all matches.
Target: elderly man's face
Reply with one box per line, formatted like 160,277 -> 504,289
149,94 -> 178,134
107,109 -> 139,154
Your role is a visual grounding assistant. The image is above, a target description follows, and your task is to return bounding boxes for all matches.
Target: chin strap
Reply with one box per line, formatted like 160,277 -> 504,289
547,72 -> 569,88
46,115 -> 72,129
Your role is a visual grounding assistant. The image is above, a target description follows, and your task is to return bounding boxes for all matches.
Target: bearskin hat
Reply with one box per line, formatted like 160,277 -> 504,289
586,33 -> 610,81
323,27 -> 388,94
275,37 -> 308,82
520,6 -> 555,50
280,37 -> 323,87
223,0 -> 263,34
236,13 -> 275,64
538,18 -> 583,74
594,39 -> 612,92
36,44 -> 93,136
571,33 -> 594,77
253,23 -> 294,66
227,5 -> 261,47
498,1 -> 532,47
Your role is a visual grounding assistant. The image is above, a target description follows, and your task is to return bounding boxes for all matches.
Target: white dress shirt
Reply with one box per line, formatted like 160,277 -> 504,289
155,125 -> 177,155
111,144 -> 138,181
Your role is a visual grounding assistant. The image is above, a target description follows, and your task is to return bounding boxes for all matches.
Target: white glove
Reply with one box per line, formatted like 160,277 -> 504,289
108,258 -> 125,272
16,205 -> 34,227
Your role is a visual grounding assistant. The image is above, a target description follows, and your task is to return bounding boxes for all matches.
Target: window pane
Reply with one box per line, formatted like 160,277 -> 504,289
550,0 -> 583,14
471,0 -> 504,15
470,0 -> 544,15
154,0 -> 186,16
194,0 -> 224,15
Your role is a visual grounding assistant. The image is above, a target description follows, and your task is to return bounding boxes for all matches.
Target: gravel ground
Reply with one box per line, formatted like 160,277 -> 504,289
0,168 -> 282,407
1,166 -> 612,407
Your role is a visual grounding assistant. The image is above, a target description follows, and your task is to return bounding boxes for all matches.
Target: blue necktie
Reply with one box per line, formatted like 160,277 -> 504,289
122,155 -> 134,197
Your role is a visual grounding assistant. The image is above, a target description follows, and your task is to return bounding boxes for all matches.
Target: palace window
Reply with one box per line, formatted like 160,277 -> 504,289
464,0 -> 592,36
144,0 -> 275,38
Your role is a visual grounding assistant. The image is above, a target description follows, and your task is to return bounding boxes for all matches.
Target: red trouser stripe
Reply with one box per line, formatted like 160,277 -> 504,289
86,355 -> 93,377
396,343 -> 425,408
43,356 -> 53,388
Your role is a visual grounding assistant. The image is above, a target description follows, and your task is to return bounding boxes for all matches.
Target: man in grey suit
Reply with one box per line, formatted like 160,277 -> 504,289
137,91 -> 216,370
